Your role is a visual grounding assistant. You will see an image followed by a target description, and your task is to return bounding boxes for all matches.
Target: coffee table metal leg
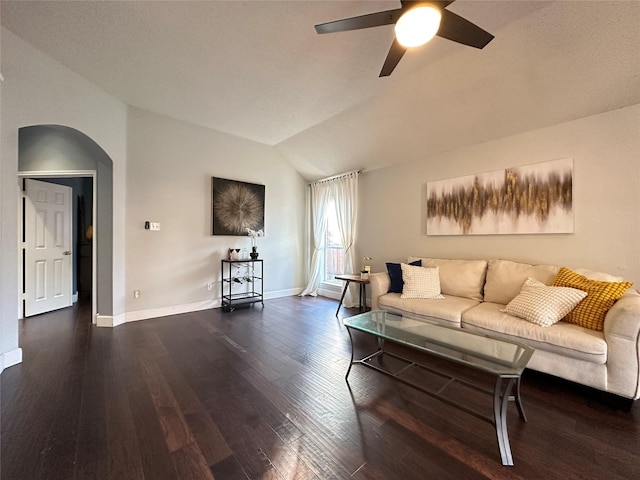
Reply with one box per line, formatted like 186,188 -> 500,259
345,327 -> 355,380
514,376 -> 527,422
494,376 -> 517,466
336,280 -> 350,316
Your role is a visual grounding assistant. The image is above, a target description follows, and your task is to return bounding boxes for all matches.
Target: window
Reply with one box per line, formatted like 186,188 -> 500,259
300,170 -> 357,300
323,199 -> 343,285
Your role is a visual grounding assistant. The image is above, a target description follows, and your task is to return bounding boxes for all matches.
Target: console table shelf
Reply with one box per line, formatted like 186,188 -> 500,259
221,259 -> 264,312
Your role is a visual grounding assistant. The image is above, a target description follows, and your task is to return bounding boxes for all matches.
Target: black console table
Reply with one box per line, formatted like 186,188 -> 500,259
221,259 -> 263,312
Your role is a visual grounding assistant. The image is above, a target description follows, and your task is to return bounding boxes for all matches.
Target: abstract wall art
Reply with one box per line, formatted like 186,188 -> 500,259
426,158 -> 573,235
212,177 -> 265,236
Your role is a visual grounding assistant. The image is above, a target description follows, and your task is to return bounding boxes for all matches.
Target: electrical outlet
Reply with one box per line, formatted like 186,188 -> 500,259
207,282 -> 214,291
134,290 -> 141,299
150,222 -> 161,231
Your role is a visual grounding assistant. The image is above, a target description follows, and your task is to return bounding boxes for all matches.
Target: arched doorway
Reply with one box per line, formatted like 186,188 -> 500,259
17,125 -> 114,323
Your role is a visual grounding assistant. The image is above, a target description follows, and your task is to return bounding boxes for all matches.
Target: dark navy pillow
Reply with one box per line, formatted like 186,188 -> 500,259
386,260 -> 422,293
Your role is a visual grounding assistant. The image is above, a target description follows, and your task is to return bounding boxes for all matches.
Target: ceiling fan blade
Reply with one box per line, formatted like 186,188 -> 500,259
379,38 -> 407,77
437,9 -> 494,49
315,8 -> 404,34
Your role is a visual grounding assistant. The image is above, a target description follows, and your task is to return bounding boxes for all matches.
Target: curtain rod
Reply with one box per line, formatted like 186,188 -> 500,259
311,169 -> 363,185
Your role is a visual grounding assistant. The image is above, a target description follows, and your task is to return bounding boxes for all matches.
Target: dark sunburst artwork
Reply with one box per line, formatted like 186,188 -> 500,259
212,177 -> 265,236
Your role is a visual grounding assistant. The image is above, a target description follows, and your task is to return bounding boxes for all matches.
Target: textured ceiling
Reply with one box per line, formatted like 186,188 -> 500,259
2,1 -> 639,181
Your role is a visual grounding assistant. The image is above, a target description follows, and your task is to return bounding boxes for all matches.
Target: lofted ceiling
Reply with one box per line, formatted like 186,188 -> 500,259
2,1 -> 639,181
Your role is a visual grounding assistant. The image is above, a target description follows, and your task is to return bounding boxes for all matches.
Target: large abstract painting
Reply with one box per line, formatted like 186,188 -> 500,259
212,177 -> 265,236
426,158 -> 573,235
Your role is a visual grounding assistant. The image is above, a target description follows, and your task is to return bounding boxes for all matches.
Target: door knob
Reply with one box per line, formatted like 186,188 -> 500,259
63,251 -> 71,255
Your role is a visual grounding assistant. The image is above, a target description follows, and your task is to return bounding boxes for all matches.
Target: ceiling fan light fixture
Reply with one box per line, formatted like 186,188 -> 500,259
394,4 -> 442,48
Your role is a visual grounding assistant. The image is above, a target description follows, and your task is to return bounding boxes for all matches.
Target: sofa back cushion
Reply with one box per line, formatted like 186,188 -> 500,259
571,268 -> 624,283
408,257 -> 487,301
484,259 -> 558,305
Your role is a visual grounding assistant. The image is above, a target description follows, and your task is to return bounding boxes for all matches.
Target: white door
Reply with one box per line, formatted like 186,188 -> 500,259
25,179 -> 73,317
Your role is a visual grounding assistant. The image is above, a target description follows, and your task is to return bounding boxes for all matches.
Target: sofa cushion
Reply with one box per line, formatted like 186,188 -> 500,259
484,259 -> 558,305
400,264 -> 444,299
408,257 -> 487,301
386,259 -> 421,293
462,302 -> 607,364
379,293 -> 479,326
552,267 -> 633,331
502,277 -> 587,327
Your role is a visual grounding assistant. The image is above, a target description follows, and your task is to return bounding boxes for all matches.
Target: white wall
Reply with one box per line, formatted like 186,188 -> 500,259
0,27 -> 127,363
0,26 -> 307,349
358,105 -> 640,287
125,108 -> 306,320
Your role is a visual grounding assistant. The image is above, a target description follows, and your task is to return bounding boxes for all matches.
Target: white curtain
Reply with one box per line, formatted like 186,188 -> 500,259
300,171 -> 359,307
333,172 -> 358,307
299,180 -> 332,297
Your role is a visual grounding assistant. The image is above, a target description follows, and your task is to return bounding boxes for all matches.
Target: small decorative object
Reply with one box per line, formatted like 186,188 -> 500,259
228,248 -> 234,260
362,256 -> 372,273
246,228 -> 264,259
361,256 -> 372,280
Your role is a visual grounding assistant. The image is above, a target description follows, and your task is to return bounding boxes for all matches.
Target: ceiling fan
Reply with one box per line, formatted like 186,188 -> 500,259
315,1 -> 494,77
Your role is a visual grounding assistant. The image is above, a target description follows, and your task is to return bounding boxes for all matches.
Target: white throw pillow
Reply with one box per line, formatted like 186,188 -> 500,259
501,277 -> 587,327
400,264 -> 444,299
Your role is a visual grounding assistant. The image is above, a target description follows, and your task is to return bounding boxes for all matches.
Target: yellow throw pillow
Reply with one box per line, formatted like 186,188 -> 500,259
552,267 -> 632,331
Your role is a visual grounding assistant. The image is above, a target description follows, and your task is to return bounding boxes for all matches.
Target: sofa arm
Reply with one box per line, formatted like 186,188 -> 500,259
370,272 -> 390,310
603,290 -> 640,399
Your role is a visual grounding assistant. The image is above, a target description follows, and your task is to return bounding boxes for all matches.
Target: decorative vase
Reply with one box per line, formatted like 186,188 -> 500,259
250,246 -> 259,259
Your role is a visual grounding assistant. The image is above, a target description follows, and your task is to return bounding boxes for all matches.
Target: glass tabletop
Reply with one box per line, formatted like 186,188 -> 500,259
344,310 -> 534,376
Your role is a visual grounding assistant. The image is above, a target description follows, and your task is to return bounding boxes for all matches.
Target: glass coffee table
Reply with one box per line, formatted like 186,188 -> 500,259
343,310 -> 534,466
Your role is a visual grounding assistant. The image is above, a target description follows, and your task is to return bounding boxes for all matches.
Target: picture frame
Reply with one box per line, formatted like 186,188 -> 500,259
426,158 -> 573,235
211,177 -> 265,236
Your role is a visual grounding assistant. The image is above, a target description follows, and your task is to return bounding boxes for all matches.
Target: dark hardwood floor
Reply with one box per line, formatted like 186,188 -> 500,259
1,296 -> 639,479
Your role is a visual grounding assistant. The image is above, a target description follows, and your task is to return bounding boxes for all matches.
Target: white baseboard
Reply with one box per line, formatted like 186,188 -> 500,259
318,282 -> 364,308
264,288 -> 304,299
96,313 -> 127,328
93,289 -> 307,327
0,348 -> 23,374
318,286 -> 341,300
125,299 -> 220,324
72,292 -> 78,303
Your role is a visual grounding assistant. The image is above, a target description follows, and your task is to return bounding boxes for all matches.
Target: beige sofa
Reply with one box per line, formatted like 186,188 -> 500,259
369,257 -> 640,401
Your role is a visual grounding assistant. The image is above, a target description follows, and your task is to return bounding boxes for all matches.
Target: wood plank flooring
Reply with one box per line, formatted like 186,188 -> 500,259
1,296 -> 639,479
